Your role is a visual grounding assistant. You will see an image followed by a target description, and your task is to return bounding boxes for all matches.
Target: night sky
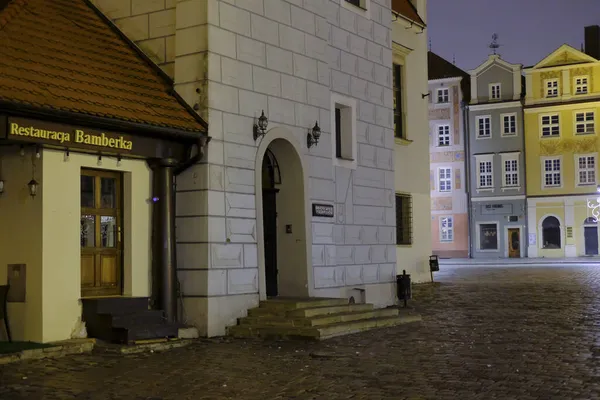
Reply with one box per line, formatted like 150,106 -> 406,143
427,0 -> 600,72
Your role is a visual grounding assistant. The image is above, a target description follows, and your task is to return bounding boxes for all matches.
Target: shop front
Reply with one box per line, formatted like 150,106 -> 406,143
0,113 -> 207,343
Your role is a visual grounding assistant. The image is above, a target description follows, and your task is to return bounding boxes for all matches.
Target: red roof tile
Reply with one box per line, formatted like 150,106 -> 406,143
392,0 -> 425,26
0,0 -> 206,133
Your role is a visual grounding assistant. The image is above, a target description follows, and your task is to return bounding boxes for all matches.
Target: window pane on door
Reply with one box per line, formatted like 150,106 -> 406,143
81,215 -> 95,247
101,216 -> 117,248
81,175 -> 95,208
100,177 -> 117,208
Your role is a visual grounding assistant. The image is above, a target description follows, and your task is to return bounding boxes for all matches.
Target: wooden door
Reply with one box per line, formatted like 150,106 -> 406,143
585,226 -> 599,255
263,189 -> 278,297
508,228 -> 520,258
80,169 -> 122,297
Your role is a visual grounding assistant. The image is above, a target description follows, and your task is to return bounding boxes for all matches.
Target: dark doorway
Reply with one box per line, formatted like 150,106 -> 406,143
584,217 -> 599,255
262,149 -> 281,297
541,216 -> 561,249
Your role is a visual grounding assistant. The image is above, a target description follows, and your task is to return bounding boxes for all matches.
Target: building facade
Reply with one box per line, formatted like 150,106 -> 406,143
427,52 -> 469,258
467,54 -> 527,258
0,0 -> 208,342
524,25 -> 600,258
91,0 -> 411,336
392,1 -> 430,282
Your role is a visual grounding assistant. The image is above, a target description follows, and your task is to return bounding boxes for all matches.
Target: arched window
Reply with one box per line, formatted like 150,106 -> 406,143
542,216 -> 561,249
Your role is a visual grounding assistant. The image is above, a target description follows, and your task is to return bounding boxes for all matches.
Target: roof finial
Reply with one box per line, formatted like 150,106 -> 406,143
429,38 -> 432,51
489,33 -> 501,55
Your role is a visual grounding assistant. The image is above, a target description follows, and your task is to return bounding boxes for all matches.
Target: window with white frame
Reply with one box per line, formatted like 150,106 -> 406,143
437,125 -> 450,146
490,83 -> 501,100
576,154 -> 596,186
438,168 -> 452,192
437,88 -> 449,103
331,94 -> 357,168
476,116 -> 491,138
543,157 -> 562,188
440,216 -> 454,242
575,111 -> 595,134
574,76 -> 589,94
501,113 -> 517,136
545,79 -> 559,97
341,0 -> 370,17
476,155 -> 493,189
501,153 -> 520,188
541,114 -> 560,137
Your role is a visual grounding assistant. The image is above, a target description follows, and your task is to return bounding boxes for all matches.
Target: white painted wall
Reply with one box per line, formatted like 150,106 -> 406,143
392,4 -> 431,283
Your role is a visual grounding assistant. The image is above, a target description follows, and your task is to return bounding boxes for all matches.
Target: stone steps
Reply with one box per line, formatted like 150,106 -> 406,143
228,297 -> 421,340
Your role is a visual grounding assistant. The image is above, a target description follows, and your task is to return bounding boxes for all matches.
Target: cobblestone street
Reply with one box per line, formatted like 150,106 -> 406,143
3,264 -> 600,399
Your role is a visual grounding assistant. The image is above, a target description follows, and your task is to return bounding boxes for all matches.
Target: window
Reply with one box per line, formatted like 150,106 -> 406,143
490,83 -> 501,100
393,64 -> 404,139
575,111 -> 595,134
345,0 -> 361,6
438,168 -> 452,192
541,114 -> 560,137
501,153 -> 519,188
545,79 -> 559,97
476,156 -> 493,189
543,157 -> 561,188
437,125 -> 450,146
331,94 -> 357,168
437,88 -> 449,103
440,217 -> 454,242
574,76 -> 588,94
501,113 -> 517,136
395,194 -> 412,245
476,116 -> 491,138
541,216 -> 561,249
479,223 -> 498,250
576,154 -> 596,186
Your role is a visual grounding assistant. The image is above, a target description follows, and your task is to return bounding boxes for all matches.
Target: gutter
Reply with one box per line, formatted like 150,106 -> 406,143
462,101 -> 473,258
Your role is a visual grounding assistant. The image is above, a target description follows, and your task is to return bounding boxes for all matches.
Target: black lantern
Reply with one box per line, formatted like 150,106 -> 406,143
307,121 -> 321,148
253,110 -> 269,140
0,179 -> 4,195
28,179 -> 38,198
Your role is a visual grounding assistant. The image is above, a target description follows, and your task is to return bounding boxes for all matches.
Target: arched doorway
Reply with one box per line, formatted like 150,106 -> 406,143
541,216 -> 561,249
256,134 -> 310,299
583,217 -> 598,255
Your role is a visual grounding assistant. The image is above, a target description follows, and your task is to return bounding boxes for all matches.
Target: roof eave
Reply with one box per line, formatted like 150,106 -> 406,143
392,10 -> 426,29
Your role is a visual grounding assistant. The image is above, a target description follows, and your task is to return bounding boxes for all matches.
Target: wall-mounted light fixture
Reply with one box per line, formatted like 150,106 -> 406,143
19,145 -> 25,157
27,179 -> 38,197
117,155 -> 122,167
307,121 -> 321,148
97,154 -> 102,166
253,110 -> 269,141
422,92 -> 431,99
35,147 -> 40,159
0,180 -> 4,195
64,149 -> 70,162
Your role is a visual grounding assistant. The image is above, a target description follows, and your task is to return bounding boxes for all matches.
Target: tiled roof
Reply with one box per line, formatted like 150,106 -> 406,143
392,0 -> 425,26
428,51 -> 471,102
0,0 -> 206,134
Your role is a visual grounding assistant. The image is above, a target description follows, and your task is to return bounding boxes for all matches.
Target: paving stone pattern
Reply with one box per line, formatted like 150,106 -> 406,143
2,265 -> 600,399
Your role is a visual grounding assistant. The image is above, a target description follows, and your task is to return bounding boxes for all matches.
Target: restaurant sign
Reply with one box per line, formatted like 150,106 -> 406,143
6,117 -> 134,152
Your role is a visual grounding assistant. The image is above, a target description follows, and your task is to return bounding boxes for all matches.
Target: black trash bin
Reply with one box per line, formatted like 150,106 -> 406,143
396,270 -> 411,307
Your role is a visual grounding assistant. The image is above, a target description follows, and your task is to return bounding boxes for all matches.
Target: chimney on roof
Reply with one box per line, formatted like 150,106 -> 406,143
584,25 -> 600,60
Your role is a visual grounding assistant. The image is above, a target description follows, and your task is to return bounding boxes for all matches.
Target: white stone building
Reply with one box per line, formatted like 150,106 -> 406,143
91,0 -> 415,336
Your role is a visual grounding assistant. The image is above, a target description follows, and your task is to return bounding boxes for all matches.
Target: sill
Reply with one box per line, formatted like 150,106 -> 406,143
575,132 -> 595,135
476,188 -> 494,193
501,186 -> 521,191
395,137 -> 413,146
478,249 -> 499,252
542,186 -> 562,189
577,183 -> 596,187
337,156 -> 354,161
440,240 -> 454,244
476,136 -> 492,140
396,243 -> 413,247
501,133 -> 517,137
540,135 -> 560,139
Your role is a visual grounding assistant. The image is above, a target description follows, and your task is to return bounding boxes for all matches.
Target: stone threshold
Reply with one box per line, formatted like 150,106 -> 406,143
93,337 -> 193,355
0,338 -> 96,365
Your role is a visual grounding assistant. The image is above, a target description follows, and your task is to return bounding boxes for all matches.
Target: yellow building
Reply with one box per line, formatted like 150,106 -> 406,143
524,26 -> 600,257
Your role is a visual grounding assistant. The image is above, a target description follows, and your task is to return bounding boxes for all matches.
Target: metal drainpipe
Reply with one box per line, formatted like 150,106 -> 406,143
462,101 -> 473,258
520,95 -> 528,257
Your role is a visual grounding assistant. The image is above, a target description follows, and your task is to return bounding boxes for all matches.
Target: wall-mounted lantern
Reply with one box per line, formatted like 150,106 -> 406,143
253,110 -> 269,141
28,179 -> 38,198
0,179 -> 5,195
307,121 -> 321,148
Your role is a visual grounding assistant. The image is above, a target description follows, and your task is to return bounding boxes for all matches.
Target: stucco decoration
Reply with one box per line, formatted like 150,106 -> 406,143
430,151 -> 464,163
539,71 -> 561,98
453,87 -> 460,145
428,107 -> 450,120
539,137 -> 599,156
454,168 -> 461,190
431,197 -> 452,211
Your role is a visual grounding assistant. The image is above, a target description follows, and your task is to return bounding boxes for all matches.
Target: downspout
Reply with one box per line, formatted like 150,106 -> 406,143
520,93 -> 528,257
149,136 -> 210,322
462,101 -> 473,258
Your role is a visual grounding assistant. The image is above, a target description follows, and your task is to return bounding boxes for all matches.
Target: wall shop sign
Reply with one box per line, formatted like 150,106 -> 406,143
6,117 -> 134,152
312,203 -> 334,218
481,203 -> 513,215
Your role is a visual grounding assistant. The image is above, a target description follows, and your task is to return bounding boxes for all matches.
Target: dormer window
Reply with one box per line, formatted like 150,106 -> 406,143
437,88 -> 449,103
574,76 -> 589,94
545,79 -> 559,97
490,83 -> 501,100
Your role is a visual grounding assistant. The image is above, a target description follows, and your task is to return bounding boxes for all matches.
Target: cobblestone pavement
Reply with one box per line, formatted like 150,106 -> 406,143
3,264 -> 600,399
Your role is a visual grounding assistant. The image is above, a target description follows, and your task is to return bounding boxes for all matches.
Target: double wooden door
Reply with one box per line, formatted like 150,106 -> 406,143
80,169 -> 122,297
